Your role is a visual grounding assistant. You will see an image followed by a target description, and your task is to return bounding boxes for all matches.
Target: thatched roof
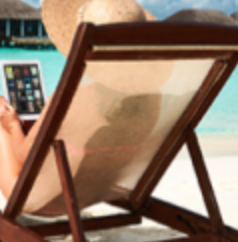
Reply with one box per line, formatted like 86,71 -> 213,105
231,12 -> 238,22
0,0 -> 41,20
165,9 -> 236,26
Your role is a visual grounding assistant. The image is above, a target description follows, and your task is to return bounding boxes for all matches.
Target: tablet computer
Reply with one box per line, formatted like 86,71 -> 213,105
0,60 -> 47,120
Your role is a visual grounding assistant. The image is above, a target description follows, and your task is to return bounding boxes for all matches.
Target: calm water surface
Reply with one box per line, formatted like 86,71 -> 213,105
0,47 -> 238,134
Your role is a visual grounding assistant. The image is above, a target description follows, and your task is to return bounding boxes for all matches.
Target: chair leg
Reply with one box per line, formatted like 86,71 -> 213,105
53,140 -> 86,242
186,130 -> 226,238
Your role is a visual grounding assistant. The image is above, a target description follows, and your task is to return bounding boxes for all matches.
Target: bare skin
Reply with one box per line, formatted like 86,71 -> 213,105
0,96 -> 50,199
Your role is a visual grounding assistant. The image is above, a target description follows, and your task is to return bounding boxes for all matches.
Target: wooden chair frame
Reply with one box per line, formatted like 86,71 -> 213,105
1,22 -> 238,242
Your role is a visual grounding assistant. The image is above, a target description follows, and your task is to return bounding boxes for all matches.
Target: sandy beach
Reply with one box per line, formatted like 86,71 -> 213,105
2,133 -> 238,242
82,134 -> 238,242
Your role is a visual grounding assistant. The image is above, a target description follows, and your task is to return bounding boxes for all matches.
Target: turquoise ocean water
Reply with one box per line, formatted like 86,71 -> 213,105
0,47 -> 238,135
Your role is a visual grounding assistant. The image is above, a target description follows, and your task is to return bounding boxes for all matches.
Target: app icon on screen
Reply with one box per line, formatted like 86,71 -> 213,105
8,80 -> 15,88
34,90 -> 41,99
19,102 -> 27,111
28,102 -> 35,112
22,66 -> 30,76
36,99 -> 42,110
16,80 -> 24,89
5,67 -> 14,79
14,68 -> 21,78
24,78 -> 32,89
26,90 -> 34,101
18,90 -> 26,100
10,91 -> 16,100
30,66 -> 38,76
32,78 -> 39,88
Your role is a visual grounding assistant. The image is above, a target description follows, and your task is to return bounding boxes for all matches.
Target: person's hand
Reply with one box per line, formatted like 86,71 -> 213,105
0,97 -> 20,133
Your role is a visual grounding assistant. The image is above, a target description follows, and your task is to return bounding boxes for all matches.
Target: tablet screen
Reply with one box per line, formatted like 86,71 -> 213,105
1,63 -> 46,119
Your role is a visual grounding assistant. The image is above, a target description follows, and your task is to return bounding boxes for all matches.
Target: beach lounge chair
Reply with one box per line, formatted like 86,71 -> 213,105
1,21 -> 238,242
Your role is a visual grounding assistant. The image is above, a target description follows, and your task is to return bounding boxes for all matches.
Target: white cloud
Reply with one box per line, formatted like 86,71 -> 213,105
20,0 -> 238,17
135,0 -> 237,19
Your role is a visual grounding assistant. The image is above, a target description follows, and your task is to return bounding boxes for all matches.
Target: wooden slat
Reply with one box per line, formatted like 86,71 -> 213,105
92,23 -> 238,45
92,45 -> 238,51
54,140 -> 86,242
86,44 -> 238,61
0,213 -> 46,242
112,198 -> 195,235
29,214 -> 141,237
86,45 -> 238,61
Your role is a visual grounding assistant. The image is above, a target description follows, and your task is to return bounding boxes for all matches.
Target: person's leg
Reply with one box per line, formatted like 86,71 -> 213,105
0,97 -> 27,198
0,94 -> 54,200
0,122 -> 22,198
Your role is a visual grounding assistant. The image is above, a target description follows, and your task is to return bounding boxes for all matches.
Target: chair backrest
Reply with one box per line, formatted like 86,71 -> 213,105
4,21 -> 238,217
27,58 -> 215,215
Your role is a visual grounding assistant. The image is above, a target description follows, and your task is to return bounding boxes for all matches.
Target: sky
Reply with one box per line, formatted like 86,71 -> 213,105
21,0 -> 238,19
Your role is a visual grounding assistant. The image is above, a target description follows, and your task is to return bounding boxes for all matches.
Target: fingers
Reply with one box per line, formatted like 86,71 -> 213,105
0,100 -> 14,117
0,98 -> 9,108
0,96 -> 5,103
0,98 -> 17,118
0,104 -> 7,118
3,102 -> 12,111
0,96 -> 7,105
0,98 -> 13,112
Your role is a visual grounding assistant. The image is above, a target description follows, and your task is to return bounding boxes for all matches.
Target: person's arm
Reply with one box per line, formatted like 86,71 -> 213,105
18,95 -> 53,163
0,96 -> 53,164
0,122 -> 23,198
0,98 -> 25,160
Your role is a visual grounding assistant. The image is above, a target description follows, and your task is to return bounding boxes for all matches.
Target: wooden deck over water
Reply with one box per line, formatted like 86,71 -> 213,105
11,37 -> 52,45
0,36 -> 52,46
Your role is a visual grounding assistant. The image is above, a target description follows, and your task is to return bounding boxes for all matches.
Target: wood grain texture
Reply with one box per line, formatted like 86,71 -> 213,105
92,23 -> 238,45
187,130 -> 226,236
54,140 -> 86,242
86,50 -> 233,61
29,214 -> 141,236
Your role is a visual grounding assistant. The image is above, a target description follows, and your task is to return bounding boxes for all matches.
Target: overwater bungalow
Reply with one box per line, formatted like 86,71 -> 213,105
0,0 -> 51,46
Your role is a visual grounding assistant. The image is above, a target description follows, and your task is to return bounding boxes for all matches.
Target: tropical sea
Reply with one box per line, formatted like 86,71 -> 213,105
0,47 -> 238,135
